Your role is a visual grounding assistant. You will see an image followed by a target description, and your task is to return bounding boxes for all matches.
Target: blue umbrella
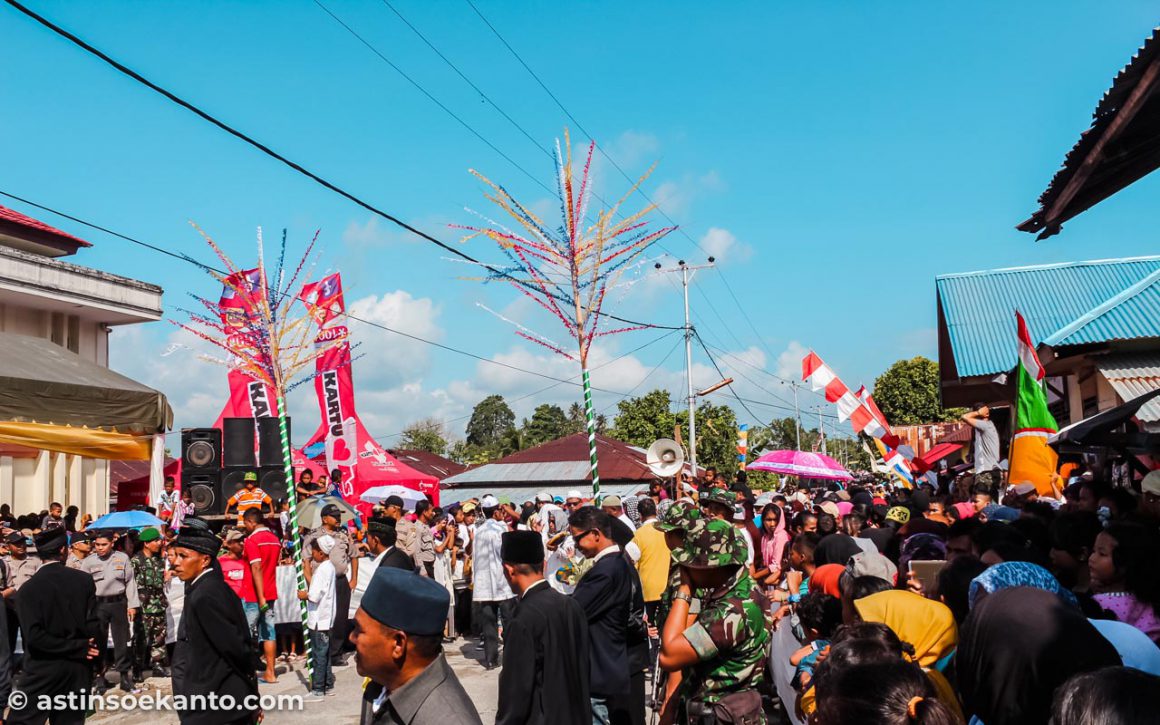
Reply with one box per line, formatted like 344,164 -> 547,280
88,510 -> 165,530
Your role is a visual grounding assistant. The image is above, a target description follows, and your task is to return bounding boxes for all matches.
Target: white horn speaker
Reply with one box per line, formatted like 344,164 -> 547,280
646,438 -> 685,478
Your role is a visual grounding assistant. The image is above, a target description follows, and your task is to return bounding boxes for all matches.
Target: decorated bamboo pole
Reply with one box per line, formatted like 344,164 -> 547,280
175,225 -> 333,691
459,131 -> 676,507
581,367 -> 600,500
276,392 -> 311,681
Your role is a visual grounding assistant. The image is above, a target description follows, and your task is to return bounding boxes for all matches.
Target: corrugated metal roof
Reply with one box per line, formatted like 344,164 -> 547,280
1019,28 -> 1160,239
1045,268 -> 1160,346
1096,352 -> 1160,423
439,482 -> 647,506
443,461 -> 594,485
937,256 -> 1160,377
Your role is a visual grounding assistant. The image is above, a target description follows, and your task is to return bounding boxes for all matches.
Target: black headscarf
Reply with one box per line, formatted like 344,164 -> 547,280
814,534 -> 862,567
956,586 -> 1120,725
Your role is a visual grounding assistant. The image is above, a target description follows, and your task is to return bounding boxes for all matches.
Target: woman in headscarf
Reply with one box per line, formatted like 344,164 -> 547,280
753,502 -> 788,591
854,590 -> 957,672
814,534 -> 862,568
956,587 -> 1121,725
853,589 -> 962,721
967,561 -> 1078,612
808,564 -> 845,599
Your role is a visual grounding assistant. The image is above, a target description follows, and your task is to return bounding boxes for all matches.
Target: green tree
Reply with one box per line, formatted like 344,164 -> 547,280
677,400 -> 738,474
448,440 -> 492,466
522,404 -> 569,447
565,402 -> 607,435
398,418 -> 449,455
872,356 -> 965,426
610,390 -> 677,448
465,395 -> 516,447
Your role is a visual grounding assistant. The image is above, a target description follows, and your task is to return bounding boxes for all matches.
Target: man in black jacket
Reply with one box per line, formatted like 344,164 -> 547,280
8,528 -> 99,725
169,520 -> 258,725
569,506 -> 632,725
365,517 -> 416,571
495,530 -> 590,725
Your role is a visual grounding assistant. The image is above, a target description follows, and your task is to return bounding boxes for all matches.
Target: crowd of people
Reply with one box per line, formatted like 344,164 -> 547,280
1,456 -> 1159,724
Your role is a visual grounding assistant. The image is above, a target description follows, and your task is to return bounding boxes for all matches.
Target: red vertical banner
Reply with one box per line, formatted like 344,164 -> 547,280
213,269 -> 278,427
299,274 -> 440,508
300,274 -> 357,497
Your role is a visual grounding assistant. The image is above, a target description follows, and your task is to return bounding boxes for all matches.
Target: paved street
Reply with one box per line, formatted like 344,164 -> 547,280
85,639 -> 499,724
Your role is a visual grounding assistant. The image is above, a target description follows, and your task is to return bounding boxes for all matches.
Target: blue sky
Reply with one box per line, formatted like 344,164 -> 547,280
3,1 -> 1159,446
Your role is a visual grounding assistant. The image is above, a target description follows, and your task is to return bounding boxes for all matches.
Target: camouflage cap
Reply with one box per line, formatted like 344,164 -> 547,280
655,500 -> 703,533
672,518 -> 747,570
700,486 -> 736,508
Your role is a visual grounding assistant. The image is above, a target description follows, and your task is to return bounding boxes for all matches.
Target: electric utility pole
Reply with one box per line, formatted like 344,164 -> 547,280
655,257 -> 715,477
793,382 -> 801,450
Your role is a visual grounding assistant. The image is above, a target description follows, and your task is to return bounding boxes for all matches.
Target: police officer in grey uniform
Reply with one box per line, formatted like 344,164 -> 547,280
303,504 -> 358,666
2,531 -> 40,656
353,567 -> 481,725
80,531 -> 140,693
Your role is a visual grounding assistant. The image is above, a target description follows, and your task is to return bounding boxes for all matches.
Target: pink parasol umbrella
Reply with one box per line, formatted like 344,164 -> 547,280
747,449 -> 853,481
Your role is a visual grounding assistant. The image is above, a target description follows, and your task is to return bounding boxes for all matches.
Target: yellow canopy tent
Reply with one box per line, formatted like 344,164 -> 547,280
0,332 -> 172,460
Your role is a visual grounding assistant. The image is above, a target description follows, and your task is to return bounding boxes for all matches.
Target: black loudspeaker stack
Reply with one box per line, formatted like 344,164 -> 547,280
180,428 -> 222,515
180,419 -> 291,516
221,417 -> 292,505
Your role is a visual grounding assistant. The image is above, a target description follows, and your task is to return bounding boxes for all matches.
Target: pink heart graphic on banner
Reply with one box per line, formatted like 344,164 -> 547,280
332,439 -> 352,464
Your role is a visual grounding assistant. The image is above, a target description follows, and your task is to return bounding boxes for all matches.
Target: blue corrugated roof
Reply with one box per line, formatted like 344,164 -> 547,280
1044,268 -> 1160,346
937,256 -> 1160,377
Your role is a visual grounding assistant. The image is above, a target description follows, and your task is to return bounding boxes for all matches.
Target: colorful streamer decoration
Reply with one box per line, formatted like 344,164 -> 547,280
458,130 -> 675,499
173,225 -> 344,684
736,423 -> 749,470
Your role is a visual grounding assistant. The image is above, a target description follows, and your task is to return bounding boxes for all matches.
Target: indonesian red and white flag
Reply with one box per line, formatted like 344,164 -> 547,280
802,351 -> 898,446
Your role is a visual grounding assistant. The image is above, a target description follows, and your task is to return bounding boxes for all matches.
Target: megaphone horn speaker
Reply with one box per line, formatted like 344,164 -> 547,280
647,438 -> 685,477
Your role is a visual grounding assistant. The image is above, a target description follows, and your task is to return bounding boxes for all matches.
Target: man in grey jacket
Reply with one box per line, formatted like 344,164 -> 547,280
353,567 -> 480,725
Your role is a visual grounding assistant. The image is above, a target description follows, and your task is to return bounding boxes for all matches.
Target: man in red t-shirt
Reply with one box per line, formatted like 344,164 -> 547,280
220,529 -> 252,599
242,508 -> 281,683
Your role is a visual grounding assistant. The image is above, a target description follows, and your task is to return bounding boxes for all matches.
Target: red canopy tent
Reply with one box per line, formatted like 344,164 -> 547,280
303,417 -> 438,517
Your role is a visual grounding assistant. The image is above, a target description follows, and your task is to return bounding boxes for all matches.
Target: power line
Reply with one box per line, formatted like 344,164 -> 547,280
463,0 -> 776,359
597,333 -> 684,417
692,330 -> 765,426
311,0 -> 554,197
377,328 -> 681,442
0,189 -> 684,400
377,0 -> 552,161
1,0 -> 677,333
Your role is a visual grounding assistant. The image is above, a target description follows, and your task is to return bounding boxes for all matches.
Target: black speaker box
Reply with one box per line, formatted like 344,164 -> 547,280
223,417 -> 256,468
257,416 -> 288,468
181,428 -> 222,472
182,470 -> 222,515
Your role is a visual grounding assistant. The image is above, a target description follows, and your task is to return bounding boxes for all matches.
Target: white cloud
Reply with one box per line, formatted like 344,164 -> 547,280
651,171 -> 725,217
605,130 -> 661,168
697,227 -> 753,264
775,341 -> 809,381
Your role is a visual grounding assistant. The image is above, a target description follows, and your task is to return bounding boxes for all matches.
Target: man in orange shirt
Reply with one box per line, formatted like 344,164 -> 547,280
226,472 -> 272,526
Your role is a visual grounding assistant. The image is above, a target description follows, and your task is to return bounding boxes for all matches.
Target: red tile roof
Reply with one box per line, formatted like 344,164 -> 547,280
0,204 -> 91,248
388,449 -> 468,480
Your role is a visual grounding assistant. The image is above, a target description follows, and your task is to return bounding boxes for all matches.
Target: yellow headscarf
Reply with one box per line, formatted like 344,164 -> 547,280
853,590 -> 957,669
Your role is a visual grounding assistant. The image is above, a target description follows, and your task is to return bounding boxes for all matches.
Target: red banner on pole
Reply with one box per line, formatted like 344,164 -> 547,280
300,274 -> 438,509
214,269 -> 278,427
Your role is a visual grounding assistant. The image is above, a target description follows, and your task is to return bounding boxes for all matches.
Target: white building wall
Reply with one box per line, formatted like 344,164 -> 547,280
0,251 -> 154,515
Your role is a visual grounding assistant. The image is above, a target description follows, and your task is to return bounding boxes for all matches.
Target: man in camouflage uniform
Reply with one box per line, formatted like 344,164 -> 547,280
131,527 -> 169,678
655,501 -> 705,627
660,518 -> 769,725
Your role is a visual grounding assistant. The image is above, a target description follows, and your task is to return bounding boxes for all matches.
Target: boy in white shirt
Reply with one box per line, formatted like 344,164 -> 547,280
299,534 -> 336,700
